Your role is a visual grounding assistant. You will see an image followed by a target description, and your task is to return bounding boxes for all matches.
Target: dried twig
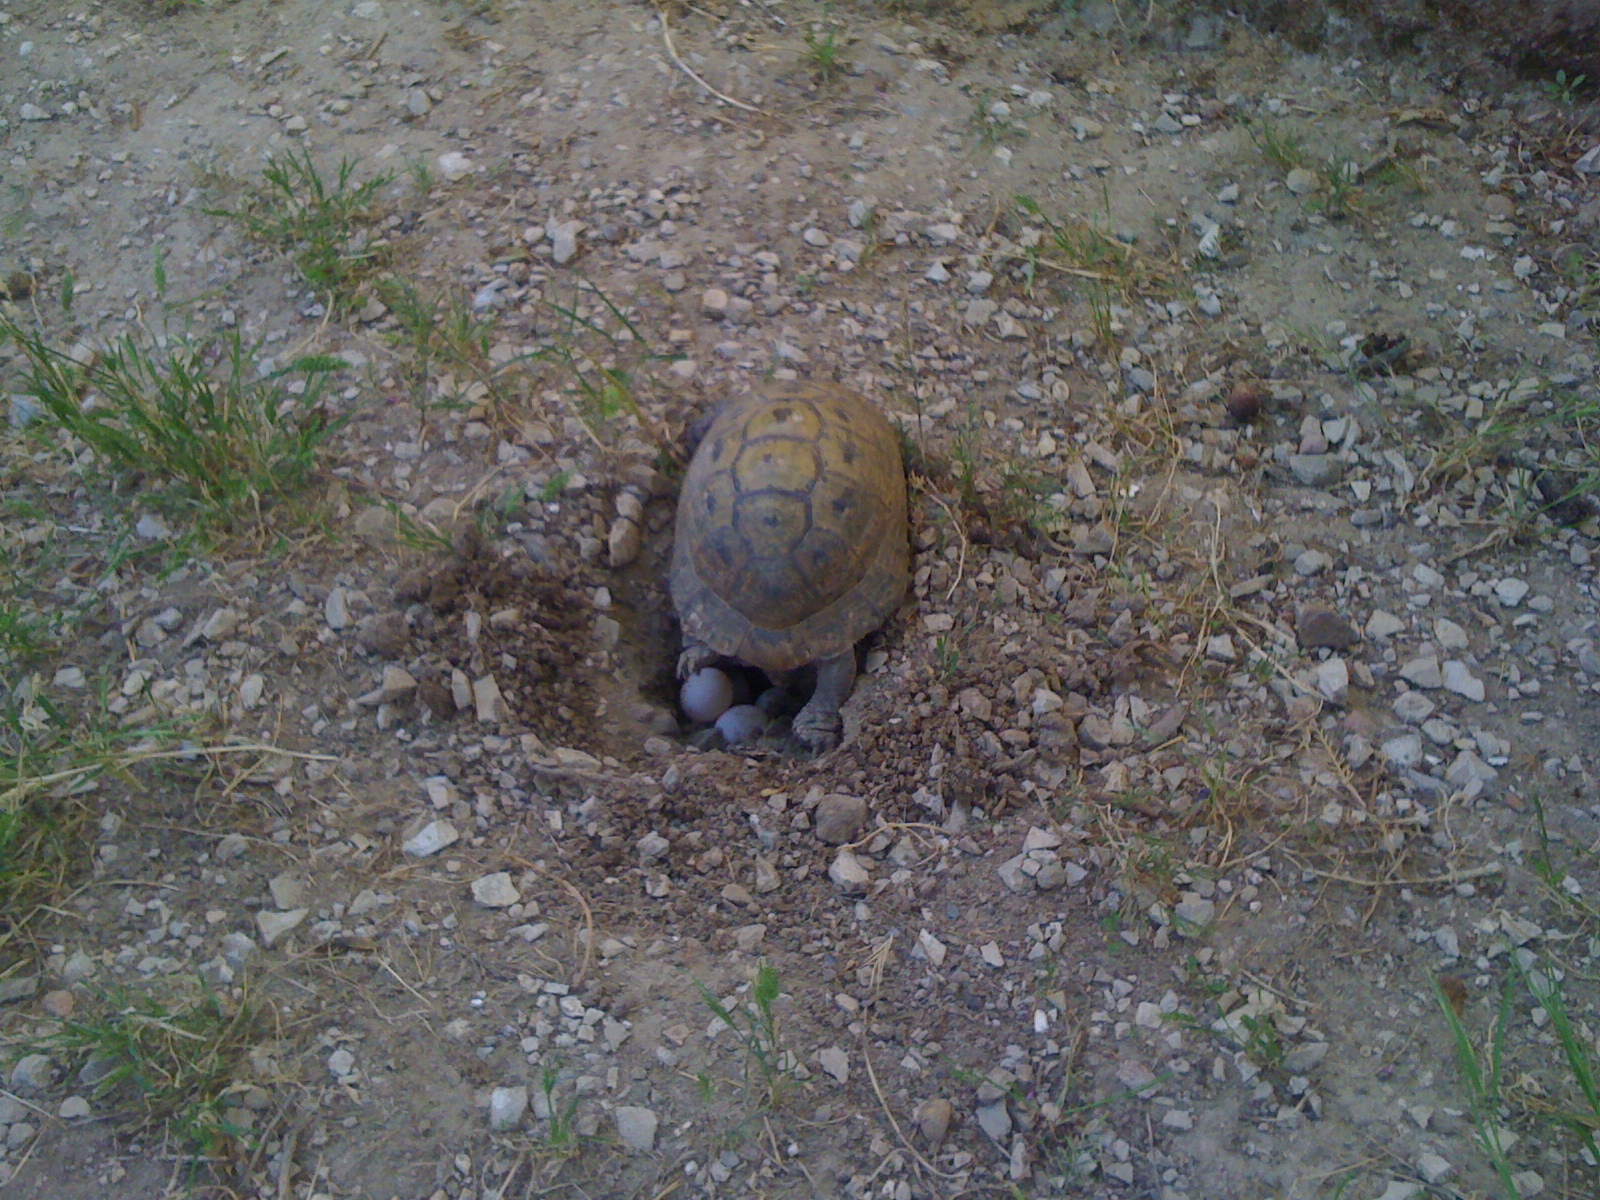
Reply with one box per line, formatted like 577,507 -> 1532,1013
654,4 -> 765,114
859,1037 -> 964,1182
1303,862 -> 1503,888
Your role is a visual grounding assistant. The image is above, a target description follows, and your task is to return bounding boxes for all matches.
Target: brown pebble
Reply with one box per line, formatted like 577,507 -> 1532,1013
915,1097 -> 954,1145
356,611 -> 410,659
41,989 -> 74,1019
1295,606 -> 1361,651
1226,381 -> 1267,424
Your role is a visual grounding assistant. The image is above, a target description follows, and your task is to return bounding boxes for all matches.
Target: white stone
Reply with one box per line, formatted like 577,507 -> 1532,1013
818,1045 -> 850,1083
1393,691 -> 1435,723
1442,661 -> 1485,702
1366,611 -> 1405,639
255,908 -> 308,947
438,151 -> 473,182
615,1105 -> 658,1152
916,929 -> 947,967
471,872 -> 520,908
1381,733 -> 1424,769
828,849 -> 871,894
1314,658 -> 1349,704
1434,618 -> 1469,650
489,1086 -> 528,1131
1399,656 -> 1443,689
1417,1153 -> 1453,1184
1493,578 -> 1530,607
402,819 -> 459,857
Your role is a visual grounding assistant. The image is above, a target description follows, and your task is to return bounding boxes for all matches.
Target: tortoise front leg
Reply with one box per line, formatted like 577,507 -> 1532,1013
792,651 -> 857,752
676,640 -> 720,681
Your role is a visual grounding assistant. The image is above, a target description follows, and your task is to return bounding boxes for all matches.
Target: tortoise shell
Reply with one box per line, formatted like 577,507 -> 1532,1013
670,382 -> 909,672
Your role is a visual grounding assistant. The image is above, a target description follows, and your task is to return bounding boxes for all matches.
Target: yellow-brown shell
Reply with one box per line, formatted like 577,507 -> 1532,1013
670,382 -> 909,672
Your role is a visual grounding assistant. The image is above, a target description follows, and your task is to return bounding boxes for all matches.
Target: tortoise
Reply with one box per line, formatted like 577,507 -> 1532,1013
670,381 -> 909,750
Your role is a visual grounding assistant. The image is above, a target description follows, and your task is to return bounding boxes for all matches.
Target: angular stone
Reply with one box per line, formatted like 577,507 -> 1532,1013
1288,454 -> 1342,487
489,1086 -> 528,1132
614,1105 -> 658,1152
1442,660 -> 1485,702
1381,733 -> 1424,769
1399,656 -> 1443,689
828,849 -> 871,895
1392,691 -> 1436,723
1365,610 -> 1406,639
255,908 -> 308,947
1433,618 -> 1469,651
402,819 -> 459,857
471,872 -> 520,908
817,1046 -> 849,1083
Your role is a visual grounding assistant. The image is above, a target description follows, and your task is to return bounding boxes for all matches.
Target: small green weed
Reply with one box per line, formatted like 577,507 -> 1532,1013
527,286 -> 677,460
969,89 -> 1028,148
37,980 -> 259,1157
1312,157 -> 1362,220
377,277 -> 506,431
211,145 -> 393,310
699,963 -> 791,1110
537,1062 -> 583,1155
1,312 -> 345,532
1435,971 -> 1524,1197
1544,69 -> 1588,105
1246,120 -> 1308,173
803,24 -> 844,83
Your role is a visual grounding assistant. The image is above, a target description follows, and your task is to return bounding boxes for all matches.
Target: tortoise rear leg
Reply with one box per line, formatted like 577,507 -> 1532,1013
792,651 -> 856,752
676,640 -> 720,681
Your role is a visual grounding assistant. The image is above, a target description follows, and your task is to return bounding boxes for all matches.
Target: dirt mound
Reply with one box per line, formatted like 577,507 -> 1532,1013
1224,0 -> 1600,78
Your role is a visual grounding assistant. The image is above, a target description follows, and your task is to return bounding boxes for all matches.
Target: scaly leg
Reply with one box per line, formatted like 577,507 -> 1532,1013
676,640 -> 719,680
791,651 -> 857,752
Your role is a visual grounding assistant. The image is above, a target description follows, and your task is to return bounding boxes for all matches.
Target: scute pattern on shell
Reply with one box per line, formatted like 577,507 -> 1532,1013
670,382 -> 909,672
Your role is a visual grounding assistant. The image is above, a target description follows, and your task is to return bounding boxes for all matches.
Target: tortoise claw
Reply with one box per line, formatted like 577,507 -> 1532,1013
676,643 -> 719,681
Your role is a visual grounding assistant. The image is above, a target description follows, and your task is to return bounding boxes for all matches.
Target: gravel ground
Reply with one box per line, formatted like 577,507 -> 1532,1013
2,2 -> 1599,1199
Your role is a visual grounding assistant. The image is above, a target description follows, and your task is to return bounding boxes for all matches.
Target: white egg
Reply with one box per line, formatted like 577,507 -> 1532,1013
715,704 -> 769,744
680,667 -> 734,723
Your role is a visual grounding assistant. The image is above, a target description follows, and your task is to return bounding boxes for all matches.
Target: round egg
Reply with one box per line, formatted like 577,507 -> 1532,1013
680,667 -> 734,724
715,704 -> 769,745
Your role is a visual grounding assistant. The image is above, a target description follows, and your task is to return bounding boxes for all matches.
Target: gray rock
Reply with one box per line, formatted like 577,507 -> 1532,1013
1399,656 -> 1443,689
1281,1042 -> 1329,1073
1434,618 -> 1469,651
256,908 -> 308,947
58,1096 -> 91,1119
1493,578 -> 1529,607
1365,610 -> 1405,639
1288,454 -> 1343,487
976,1100 -> 1012,1141
814,793 -> 869,844
268,874 -> 307,910
324,586 -> 350,631
489,1086 -> 528,1132
828,849 -> 871,895
1174,895 -> 1215,934
9,1053 -> 55,1092
1442,661 -> 1485,702
402,819 -> 459,857
817,1045 -> 849,1083
1285,168 -> 1318,195
1381,733 -> 1424,769
615,1105 -> 658,1152
471,872 -> 521,908
1392,691 -> 1436,723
